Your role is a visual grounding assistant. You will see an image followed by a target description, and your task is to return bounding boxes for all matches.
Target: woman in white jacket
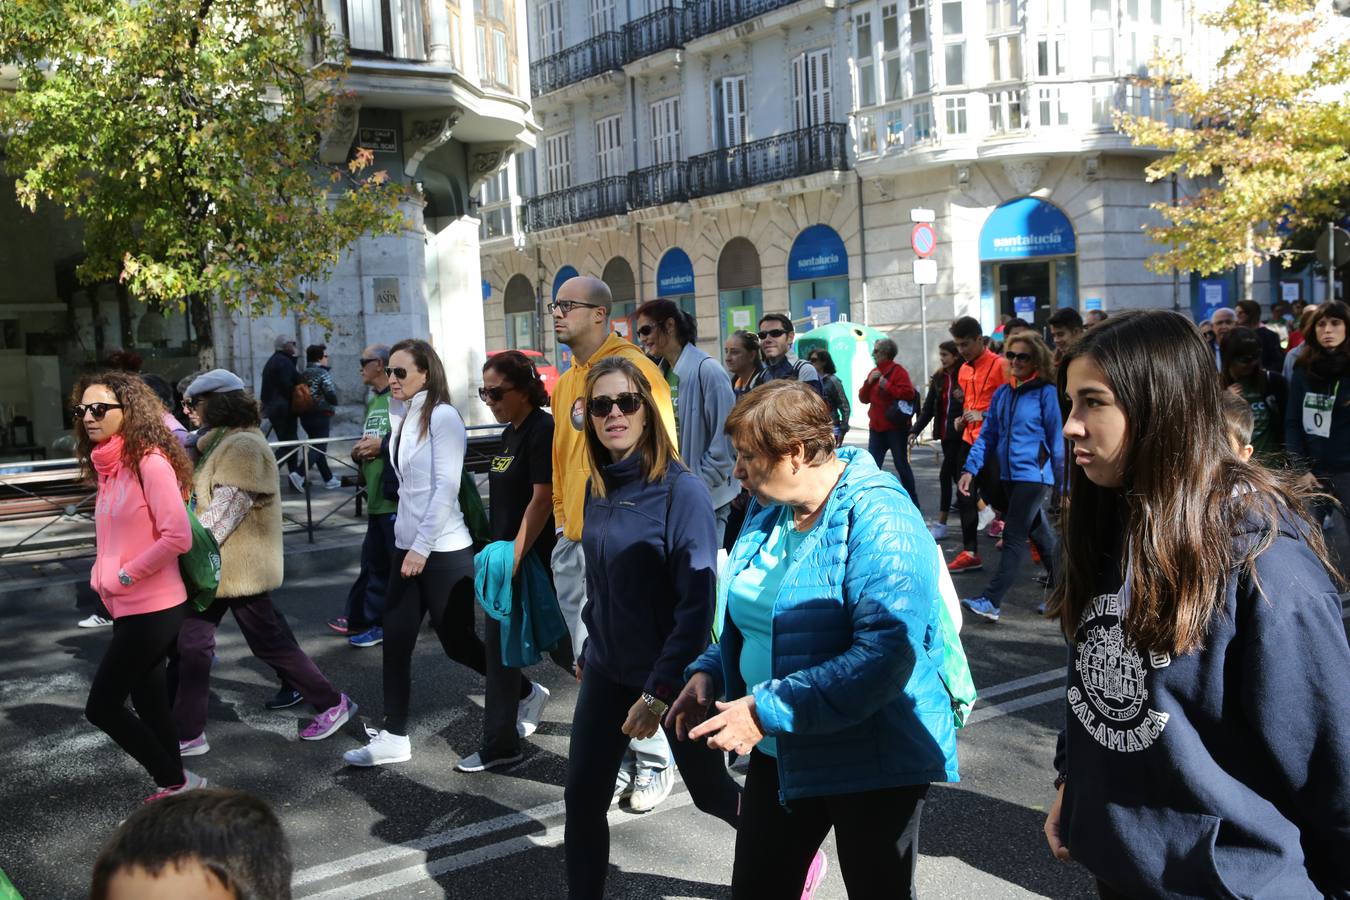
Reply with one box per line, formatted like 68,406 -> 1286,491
344,338 -> 487,766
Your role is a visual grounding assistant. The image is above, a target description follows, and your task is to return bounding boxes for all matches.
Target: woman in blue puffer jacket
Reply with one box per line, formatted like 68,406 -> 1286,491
958,331 -> 1063,623
671,380 -> 959,900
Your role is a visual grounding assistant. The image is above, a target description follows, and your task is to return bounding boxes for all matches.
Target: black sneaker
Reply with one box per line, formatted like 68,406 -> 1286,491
264,687 -> 304,710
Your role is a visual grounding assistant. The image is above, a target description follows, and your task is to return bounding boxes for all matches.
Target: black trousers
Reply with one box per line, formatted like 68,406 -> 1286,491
85,603 -> 187,788
298,413 -> 334,481
955,442 -> 1004,553
481,615 -> 533,758
982,481 -> 1057,608
271,415 -> 303,475
344,512 -> 396,631
938,437 -> 965,516
732,750 -> 929,900
868,428 -> 921,512
564,668 -> 740,899
382,547 -> 486,736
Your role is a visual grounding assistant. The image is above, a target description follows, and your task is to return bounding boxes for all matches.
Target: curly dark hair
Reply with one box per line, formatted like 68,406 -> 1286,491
198,390 -> 262,429
72,371 -> 194,492
483,351 -> 549,409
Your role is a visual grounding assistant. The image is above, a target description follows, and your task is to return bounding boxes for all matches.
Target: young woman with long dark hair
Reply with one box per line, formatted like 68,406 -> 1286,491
911,340 -> 965,539
1286,300 -> 1350,523
344,339 -> 487,767
1220,326 -> 1286,466
1044,310 -> 1349,898
74,371 -> 201,803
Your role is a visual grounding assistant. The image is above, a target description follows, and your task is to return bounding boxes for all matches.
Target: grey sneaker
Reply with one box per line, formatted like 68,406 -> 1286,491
455,750 -> 523,773
611,766 -> 634,806
78,614 -> 112,628
288,471 -> 306,492
516,682 -> 551,738
628,765 -> 674,813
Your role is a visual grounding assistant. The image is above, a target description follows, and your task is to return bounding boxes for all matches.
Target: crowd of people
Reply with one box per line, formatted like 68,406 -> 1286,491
66,281 -> 1350,899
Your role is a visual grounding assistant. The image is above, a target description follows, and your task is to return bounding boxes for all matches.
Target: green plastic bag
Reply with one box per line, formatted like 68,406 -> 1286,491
180,495 -> 222,613
0,866 -> 24,900
458,468 -> 491,547
932,558 -> 977,728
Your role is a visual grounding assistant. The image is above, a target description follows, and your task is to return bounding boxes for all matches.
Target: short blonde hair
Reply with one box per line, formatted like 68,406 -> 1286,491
724,381 -> 835,465
1005,331 -> 1056,380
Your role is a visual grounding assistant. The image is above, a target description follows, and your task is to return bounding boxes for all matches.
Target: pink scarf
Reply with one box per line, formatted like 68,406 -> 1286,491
90,434 -> 125,479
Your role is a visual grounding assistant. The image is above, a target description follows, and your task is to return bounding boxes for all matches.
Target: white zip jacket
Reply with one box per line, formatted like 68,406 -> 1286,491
388,391 -> 471,556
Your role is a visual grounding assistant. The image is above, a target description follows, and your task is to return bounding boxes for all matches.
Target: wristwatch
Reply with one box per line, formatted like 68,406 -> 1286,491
117,568 -> 133,586
641,692 -> 668,718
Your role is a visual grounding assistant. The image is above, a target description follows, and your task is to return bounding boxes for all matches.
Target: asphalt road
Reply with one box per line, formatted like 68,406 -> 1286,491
3,448 -> 1342,900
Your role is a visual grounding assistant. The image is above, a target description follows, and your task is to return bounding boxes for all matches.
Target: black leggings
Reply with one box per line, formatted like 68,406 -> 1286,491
955,442 -> 1004,553
732,750 -> 928,900
85,603 -> 187,788
382,547 -> 487,736
564,668 -> 740,899
938,438 -> 965,517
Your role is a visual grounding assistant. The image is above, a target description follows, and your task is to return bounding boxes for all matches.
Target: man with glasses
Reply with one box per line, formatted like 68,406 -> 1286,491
548,275 -> 679,814
755,314 -> 822,395
328,345 -> 396,648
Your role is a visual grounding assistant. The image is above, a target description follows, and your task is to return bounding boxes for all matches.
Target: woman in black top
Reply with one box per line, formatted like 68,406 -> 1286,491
455,351 -> 556,774
807,349 -> 851,446
910,341 -> 965,540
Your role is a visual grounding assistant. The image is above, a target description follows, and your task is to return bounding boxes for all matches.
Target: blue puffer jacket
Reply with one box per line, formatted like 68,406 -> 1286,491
963,377 -> 1064,486
687,447 -> 959,802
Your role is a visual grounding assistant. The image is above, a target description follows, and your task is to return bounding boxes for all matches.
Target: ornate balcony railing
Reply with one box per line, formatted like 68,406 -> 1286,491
687,123 -> 848,197
624,6 -> 686,60
524,177 -> 630,231
685,0 -> 802,40
530,31 -> 625,97
629,162 -> 691,209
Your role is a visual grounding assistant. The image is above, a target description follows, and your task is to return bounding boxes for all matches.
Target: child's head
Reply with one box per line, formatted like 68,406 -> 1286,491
90,789 -> 291,900
1220,392 -> 1255,462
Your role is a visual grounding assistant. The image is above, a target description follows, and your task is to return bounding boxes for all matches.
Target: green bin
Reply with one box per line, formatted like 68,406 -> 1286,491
795,321 -> 890,433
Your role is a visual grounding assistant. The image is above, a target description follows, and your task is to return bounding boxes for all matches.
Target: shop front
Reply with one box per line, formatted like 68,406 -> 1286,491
787,225 -> 851,329
717,237 -> 763,347
978,198 -> 1078,331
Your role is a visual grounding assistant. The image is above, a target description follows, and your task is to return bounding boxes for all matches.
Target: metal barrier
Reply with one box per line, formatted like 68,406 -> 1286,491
0,423 -> 506,558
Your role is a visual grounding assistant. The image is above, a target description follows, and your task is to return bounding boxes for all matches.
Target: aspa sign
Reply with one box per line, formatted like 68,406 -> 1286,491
911,223 -> 936,259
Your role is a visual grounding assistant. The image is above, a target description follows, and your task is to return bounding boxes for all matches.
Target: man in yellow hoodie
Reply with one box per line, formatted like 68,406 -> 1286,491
549,275 -> 678,813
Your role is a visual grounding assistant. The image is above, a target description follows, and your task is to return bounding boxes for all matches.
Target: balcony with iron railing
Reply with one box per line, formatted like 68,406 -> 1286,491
629,162 -> 692,209
686,123 -> 849,197
624,6 -> 686,61
530,31 -> 625,97
684,0 -> 806,41
524,176 -> 630,231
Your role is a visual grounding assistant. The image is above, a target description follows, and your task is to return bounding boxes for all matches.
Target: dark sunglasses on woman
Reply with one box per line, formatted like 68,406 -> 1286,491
588,393 -> 643,417
73,403 -> 124,421
384,366 -> 408,380
478,386 -> 513,403
1004,351 -> 1032,363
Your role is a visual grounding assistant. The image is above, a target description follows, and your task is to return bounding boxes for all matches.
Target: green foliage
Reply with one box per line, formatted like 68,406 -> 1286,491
1118,0 -> 1350,276
0,0 -> 408,327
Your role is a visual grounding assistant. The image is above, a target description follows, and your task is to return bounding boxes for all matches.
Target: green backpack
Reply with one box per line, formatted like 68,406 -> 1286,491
180,495 -> 222,613
458,468 -> 491,548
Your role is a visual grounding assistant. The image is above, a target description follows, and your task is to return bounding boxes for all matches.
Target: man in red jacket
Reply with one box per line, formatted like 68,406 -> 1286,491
858,338 -> 921,511
949,316 -> 1007,573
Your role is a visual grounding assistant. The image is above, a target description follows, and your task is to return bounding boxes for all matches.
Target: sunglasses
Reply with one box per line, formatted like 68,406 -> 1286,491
636,324 -> 656,338
547,300 -> 602,315
359,357 -> 381,368
478,386 -> 514,403
588,393 -> 643,418
74,402 -> 124,421
757,328 -> 788,340
1004,351 -> 1033,363
384,367 -> 409,380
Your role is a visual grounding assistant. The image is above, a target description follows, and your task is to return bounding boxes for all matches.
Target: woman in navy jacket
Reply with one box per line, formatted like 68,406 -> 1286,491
672,380 -> 958,899
958,332 -> 1062,622
1046,310 -> 1349,899
564,357 -> 739,900
1285,300 -> 1350,525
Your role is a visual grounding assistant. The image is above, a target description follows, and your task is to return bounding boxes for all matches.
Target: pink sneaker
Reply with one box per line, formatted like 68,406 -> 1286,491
987,517 -> 1006,538
801,849 -> 828,899
143,771 -> 207,804
300,694 -> 356,741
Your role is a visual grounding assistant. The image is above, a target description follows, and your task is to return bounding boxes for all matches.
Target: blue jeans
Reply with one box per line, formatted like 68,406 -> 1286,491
344,512 -> 396,630
868,429 -> 921,512
981,481 -> 1057,608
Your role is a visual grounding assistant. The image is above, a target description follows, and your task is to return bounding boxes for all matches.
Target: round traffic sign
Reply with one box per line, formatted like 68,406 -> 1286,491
912,223 -> 936,258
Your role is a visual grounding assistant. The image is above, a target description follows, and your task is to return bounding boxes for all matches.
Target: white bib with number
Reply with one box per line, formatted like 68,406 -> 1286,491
1302,389 -> 1336,438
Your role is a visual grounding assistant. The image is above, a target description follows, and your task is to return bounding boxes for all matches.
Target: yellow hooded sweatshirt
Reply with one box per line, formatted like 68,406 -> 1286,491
551,332 -> 676,541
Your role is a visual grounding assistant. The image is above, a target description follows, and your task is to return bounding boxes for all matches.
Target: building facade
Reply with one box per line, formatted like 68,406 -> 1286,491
480,0 -> 1261,382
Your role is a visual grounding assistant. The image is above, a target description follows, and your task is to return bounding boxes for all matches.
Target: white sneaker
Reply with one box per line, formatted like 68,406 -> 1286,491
78,614 -> 113,628
516,682 -> 551,738
288,471 -> 306,492
324,476 -> 343,490
628,765 -> 674,813
343,729 -> 411,767
977,506 -> 996,532
611,766 -> 634,806
927,522 -> 948,540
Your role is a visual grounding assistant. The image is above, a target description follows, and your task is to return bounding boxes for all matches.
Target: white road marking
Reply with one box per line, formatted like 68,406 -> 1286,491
967,688 -> 1064,726
974,667 -> 1062,702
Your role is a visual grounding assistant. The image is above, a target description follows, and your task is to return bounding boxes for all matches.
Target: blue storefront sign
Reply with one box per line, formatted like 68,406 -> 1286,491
978,198 -> 1077,261
552,266 -> 579,301
788,225 -> 849,281
1199,279 -> 1229,314
657,249 -> 694,297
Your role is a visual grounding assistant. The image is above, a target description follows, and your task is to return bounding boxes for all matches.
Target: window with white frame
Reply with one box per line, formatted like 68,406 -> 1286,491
477,169 -> 514,241
475,25 -> 487,80
909,0 -> 928,44
1038,87 -> 1069,126
792,49 -> 834,129
1151,0 -> 1163,26
650,97 -> 681,164
988,89 -> 1025,133
1035,33 -> 1068,77
1091,27 -> 1114,74
1091,82 -> 1116,125
941,1 -> 963,85
914,46 -> 931,94
885,108 -> 905,147
882,4 -> 903,101
595,116 -> 623,179
1090,0 -> 1113,25
913,101 -> 934,142
986,0 -> 1019,30
544,132 -> 572,193
988,34 -> 1022,82
717,76 -> 749,147
492,30 -> 510,86
591,0 -> 615,35
909,0 -> 930,94
1044,0 -> 1067,24
855,13 -> 877,107
537,0 -> 562,57
856,114 -> 879,154
944,96 -> 967,134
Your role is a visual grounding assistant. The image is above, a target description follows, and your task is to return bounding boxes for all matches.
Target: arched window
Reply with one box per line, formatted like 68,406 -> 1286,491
504,273 -> 535,349
717,237 -> 762,344
602,256 -> 637,317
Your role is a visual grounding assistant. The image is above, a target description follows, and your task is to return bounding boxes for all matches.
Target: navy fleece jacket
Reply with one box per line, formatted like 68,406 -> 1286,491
1056,511 -> 1350,899
580,455 -> 717,704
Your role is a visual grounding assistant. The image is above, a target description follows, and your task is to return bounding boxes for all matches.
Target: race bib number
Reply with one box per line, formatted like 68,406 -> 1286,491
1303,391 -> 1335,438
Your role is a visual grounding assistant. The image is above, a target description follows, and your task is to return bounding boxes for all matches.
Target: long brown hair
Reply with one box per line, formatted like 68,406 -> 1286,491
390,338 -> 453,440
1048,310 -> 1338,656
72,371 -> 194,493
582,357 -> 677,498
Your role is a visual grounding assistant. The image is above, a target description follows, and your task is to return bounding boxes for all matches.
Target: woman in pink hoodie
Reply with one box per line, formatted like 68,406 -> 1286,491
74,371 -> 204,803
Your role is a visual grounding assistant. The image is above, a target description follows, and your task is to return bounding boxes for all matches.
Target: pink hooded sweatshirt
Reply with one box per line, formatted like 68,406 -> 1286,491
90,435 -> 192,618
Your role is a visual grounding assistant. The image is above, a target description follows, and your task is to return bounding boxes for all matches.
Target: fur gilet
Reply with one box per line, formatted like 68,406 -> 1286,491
193,428 -> 283,598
